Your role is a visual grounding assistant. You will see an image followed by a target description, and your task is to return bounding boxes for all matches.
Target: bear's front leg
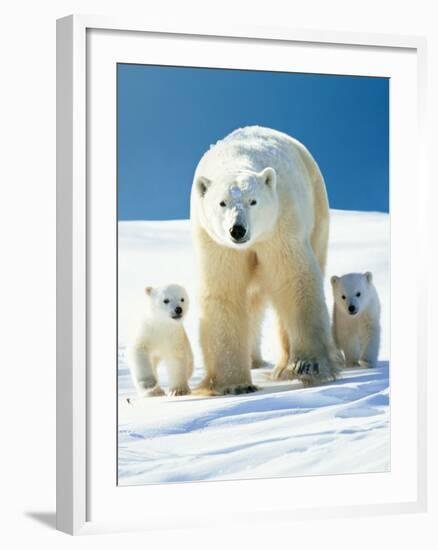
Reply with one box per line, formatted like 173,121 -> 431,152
166,358 -> 192,397
127,346 -> 165,397
340,336 -> 360,368
287,310 -> 341,385
198,294 -> 258,394
272,257 -> 342,386
195,236 -> 258,395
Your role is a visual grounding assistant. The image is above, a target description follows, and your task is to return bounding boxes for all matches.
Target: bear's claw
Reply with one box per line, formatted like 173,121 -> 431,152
288,353 -> 341,386
290,361 -> 321,386
223,384 -> 258,395
293,361 -> 319,376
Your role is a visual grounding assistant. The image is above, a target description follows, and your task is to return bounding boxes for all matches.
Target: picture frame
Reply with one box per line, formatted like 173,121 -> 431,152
56,14 -> 428,535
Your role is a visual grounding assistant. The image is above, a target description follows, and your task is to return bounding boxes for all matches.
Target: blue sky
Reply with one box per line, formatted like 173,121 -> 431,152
118,64 -> 388,220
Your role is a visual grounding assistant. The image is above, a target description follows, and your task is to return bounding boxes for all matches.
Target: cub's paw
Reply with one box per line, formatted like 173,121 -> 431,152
222,384 -> 259,395
168,385 -> 191,397
143,385 -> 166,397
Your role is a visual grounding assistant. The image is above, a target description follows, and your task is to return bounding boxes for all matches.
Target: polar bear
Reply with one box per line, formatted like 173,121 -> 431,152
127,284 -> 194,397
331,272 -> 381,368
190,126 -> 341,395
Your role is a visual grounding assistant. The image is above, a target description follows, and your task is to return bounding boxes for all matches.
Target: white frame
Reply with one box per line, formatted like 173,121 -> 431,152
56,14 -> 428,535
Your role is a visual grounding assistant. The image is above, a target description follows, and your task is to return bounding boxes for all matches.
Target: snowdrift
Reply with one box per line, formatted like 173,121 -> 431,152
118,210 -> 390,485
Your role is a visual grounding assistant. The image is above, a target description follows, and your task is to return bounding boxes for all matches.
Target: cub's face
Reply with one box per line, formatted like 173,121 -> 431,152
145,284 -> 189,322
331,272 -> 373,317
194,167 -> 279,249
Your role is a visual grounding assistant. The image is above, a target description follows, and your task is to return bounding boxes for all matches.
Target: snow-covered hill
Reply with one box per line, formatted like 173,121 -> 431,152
118,210 -> 390,485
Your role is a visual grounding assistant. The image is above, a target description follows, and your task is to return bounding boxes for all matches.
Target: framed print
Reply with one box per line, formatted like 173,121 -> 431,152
56,15 -> 427,535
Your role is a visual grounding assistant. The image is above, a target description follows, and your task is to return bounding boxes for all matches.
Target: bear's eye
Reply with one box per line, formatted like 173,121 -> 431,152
342,295 -> 346,300
181,298 -> 184,302
163,299 -> 169,304
356,292 -> 361,297
219,201 -> 226,207
250,199 -> 257,206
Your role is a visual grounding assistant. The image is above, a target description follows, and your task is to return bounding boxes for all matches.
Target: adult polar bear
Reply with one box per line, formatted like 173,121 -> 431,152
191,126 -> 341,395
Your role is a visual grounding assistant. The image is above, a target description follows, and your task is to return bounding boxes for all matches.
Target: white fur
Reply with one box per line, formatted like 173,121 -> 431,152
191,126 -> 341,395
127,284 -> 193,397
194,166 -> 278,250
331,272 -> 381,368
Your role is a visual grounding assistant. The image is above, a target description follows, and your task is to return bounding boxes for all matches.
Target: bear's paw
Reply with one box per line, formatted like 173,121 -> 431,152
288,352 -> 342,386
192,377 -> 259,396
291,359 -> 324,386
222,384 -> 259,395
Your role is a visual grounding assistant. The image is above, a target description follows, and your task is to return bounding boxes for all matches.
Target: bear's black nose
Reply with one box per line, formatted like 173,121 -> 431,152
175,306 -> 182,315
230,224 -> 247,242
348,305 -> 356,314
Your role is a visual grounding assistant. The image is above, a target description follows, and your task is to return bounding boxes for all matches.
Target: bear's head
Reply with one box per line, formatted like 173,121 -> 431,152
194,167 -> 279,249
145,284 -> 189,322
331,272 -> 373,317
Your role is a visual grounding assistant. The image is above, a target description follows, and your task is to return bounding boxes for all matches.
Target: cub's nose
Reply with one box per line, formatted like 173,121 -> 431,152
230,224 -> 247,242
175,306 -> 183,315
348,305 -> 356,314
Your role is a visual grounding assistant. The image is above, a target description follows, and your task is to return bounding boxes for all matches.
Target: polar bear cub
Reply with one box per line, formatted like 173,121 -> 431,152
127,284 -> 194,397
331,272 -> 381,368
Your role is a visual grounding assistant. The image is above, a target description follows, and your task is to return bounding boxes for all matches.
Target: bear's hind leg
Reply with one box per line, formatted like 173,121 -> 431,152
248,288 -> 266,369
166,358 -> 192,397
271,315 -> 292,380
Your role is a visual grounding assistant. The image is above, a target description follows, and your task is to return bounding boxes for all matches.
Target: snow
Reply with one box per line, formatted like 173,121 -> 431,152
118,210 -> 390,485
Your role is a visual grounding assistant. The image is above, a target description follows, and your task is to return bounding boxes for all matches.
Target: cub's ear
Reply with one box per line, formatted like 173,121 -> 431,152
330,275 -> 339,286
258,167 -> 277,190
145,286 -> 153,296
195,176 -> 212,197
365,271 -> 373,283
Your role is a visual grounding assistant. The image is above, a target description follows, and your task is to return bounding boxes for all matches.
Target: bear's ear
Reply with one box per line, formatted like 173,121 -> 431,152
365,272 -> 373,283
258,167 -> 277,190
330,275 -> 339,286
195,176 -> 212,197
145,286 -> 153,296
